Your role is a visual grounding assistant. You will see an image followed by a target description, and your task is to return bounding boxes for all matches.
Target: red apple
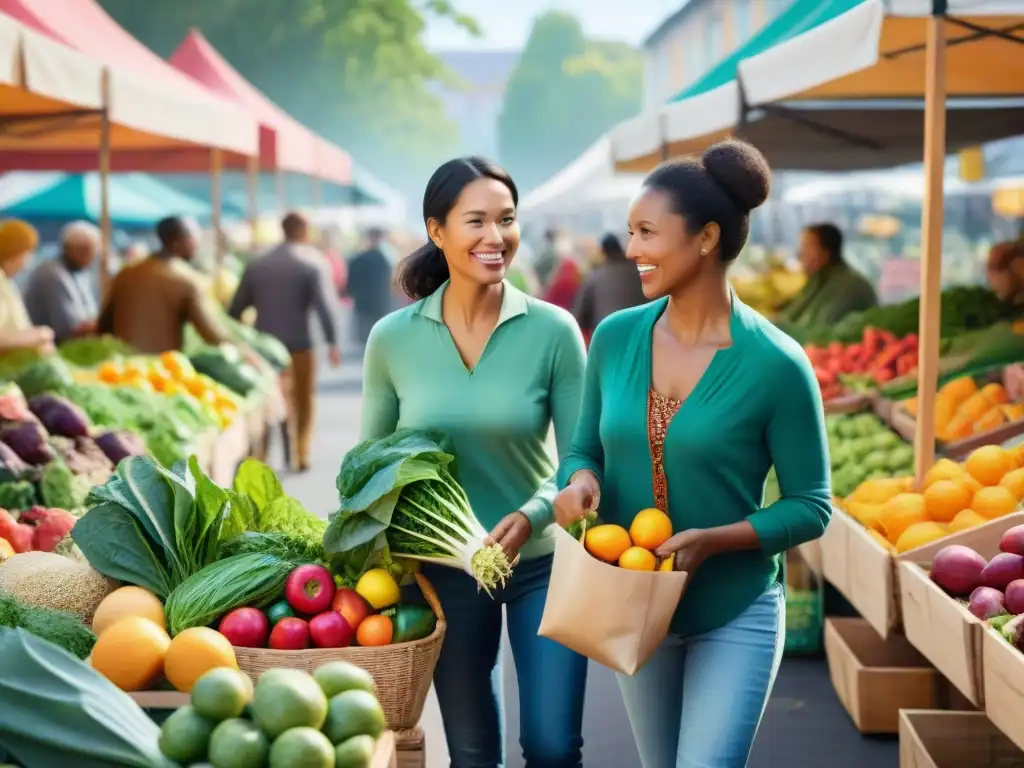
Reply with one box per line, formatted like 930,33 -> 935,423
285,564 -> 336,614
268,617 -> 310,650
218,607 -> 269,648
309,611 -> 354,649
332,588 -> 370,630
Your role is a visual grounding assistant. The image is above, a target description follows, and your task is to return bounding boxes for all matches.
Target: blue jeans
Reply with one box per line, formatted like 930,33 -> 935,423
417,555 -> 587,768
617,583 -> 785,768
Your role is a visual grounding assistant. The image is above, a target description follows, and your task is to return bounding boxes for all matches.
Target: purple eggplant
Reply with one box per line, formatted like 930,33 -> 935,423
94,430 -> 148,465
1,421 -> 54,465
27,393 -> 92,438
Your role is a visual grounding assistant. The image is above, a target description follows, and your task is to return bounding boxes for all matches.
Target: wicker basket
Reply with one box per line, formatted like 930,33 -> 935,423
233,573 -> 445,730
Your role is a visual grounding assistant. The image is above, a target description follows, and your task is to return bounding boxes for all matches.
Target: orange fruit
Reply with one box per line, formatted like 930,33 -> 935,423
923,459 -> 966,489
972,486 -> 1018,519
356,615 -> 394,647
879,493 -> 928,544
981,383 -> 1010,406
90,616 -> 171,692
895,522 -> 948,553
164,627 -> 238,693
92,586 -> 165,637
629,509 -> 673,550
939,376 -> 977,405
1000,467 -> 1024,500
959,392 -> 993,422
940,414 -> 975,442
922,479 -> 973,523
975,407 -> 1008,433
866,529 -> 897,554
966,445 -> 1014,486
618,547 -> 656,571
584,525 -> 633,564
947,509 -> 987,533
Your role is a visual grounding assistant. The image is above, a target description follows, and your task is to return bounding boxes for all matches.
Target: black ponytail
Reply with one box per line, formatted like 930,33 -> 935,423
399,241 -> 451,301
398,156 -> 518,301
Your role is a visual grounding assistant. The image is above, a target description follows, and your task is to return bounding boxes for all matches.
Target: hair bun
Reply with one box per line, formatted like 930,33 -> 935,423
701,140 -> 771,212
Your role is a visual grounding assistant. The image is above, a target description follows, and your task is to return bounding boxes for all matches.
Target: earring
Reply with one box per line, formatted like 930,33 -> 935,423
701,248 -> 708,255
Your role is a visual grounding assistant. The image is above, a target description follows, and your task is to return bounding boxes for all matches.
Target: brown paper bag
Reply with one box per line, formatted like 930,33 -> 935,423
538,526 -> 688,675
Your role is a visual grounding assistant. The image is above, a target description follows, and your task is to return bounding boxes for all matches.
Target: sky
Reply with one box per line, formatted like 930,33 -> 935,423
424,0 -> 679,50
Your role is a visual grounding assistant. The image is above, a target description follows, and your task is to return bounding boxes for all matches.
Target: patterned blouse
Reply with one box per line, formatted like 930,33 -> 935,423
647,386 -> 683,511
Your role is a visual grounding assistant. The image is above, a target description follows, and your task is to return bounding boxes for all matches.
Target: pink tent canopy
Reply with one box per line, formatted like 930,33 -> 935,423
170,29 -> 351,184
0,0 -> 259,171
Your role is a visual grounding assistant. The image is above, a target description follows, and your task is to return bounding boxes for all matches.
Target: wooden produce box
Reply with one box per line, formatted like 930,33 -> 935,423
983,626 -> 1024,753
825,617 -> 937,734
796,538 -> 823,578
899,512 -> 1024,707
395,726 -> 425,768
825,392 -> 873,415
899,710 -> 1024,768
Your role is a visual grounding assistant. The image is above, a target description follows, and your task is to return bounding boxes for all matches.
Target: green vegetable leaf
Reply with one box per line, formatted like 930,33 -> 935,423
70,502 -> 173,598
324,511 -> 389,552
233,458 -> 284,513
221,490 -> 257,540
117,457 -> 184,581
188,456 -> 229,571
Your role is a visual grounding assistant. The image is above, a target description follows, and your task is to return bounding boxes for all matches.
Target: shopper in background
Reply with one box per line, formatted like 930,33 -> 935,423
988,239 -> 1024,306
573,232 -> 647,346
777,222 -> 877,328
0,219 -> 55,353
534,228 -> 560,288
345,227 -> 393,348
363,157 -> 588,768
99,216 -> 230,354
554,141 -> 830,768
542,246 -> 583,312
24,221 -> 100,343
229,212 -> 341,472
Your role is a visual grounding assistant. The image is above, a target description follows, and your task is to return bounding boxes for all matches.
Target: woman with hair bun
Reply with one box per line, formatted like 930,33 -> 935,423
362,157 -> 588,767
554,140 -> 831,767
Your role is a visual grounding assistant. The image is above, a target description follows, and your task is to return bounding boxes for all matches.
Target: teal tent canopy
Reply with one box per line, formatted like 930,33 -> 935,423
0,173 -> 216,227
154,171 -> 383,213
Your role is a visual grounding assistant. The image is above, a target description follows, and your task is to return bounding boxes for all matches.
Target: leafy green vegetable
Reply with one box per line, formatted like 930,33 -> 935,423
218,531 -> 325,563
0,591 -> 95,659
0,480 -> 37,511
71,456 -> 229,598
13,357 -> 74,397
233,459 -> 326,545
0,628 -> 176,767
40,460 -> 93,510
163,552 -> 297,635
0,348 -> 43,380
57,336 -> 136,367
325,429 -> 514,594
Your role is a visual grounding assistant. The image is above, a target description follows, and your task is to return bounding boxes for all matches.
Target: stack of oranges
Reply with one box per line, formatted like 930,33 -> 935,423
843,443 -> 1024,554
903,377 -> 1024,443
583,509 -> 675,571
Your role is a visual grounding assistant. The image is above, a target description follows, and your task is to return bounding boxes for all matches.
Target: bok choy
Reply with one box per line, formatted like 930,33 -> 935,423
324,429 -> 514,594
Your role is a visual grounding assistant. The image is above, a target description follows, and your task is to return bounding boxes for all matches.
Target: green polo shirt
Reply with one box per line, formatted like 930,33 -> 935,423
558,297 -> 832,636
361,280 -> 586,559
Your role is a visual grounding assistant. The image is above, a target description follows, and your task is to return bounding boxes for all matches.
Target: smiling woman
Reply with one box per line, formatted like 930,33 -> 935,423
363,157 -> 589,767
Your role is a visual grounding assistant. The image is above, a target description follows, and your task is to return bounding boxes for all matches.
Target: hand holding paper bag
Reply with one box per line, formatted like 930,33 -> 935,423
538,526 -> 688,676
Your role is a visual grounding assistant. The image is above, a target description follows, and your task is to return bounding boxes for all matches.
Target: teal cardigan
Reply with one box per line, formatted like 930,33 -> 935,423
558,297 -> 832,636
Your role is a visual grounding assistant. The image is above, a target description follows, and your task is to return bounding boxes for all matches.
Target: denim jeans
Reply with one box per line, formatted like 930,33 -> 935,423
617,582 -> 785,768
417,554 -> 588,768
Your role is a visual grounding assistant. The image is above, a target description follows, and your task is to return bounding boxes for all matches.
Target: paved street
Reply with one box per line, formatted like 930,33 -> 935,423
278,355 -> 900,767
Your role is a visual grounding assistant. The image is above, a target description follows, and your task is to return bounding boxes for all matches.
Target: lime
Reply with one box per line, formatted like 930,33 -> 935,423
313,660 -> 375,698
252,669 -> 327,739
269,727 -> 334,768
192,667 -> 253,721
158,705 -> 215,764
334,735 -> 376,768
322,690 -> 386,745
208,718 -> 269,768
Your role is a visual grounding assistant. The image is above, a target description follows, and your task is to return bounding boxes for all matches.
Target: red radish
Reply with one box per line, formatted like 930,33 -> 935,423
332,588 -> 370,631
1006,580 -> 1024,615
284,564 -> 336,614
930,545 -> 988,596
309,611 -> 354,649
968,586 -> 1006,620
981,553 -> 1024,590
218,607 -> 269,648
1000,524 -> 1024,557
268,617 -> 310,650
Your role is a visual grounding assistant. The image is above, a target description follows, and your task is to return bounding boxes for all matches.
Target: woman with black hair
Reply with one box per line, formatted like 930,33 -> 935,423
572,232 -> 647,346
554,140 -> 831,768
361,157 -> 588,767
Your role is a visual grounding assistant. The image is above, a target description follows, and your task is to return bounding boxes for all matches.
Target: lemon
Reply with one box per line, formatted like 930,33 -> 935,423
355,569 -> 400,610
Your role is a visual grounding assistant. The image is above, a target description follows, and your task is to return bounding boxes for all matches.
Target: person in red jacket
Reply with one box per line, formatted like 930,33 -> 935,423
542,252 -> 582,312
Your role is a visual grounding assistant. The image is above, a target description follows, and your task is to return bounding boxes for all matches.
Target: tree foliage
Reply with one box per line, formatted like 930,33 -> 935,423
497,12 -> 644,193
98,0 -> 478,197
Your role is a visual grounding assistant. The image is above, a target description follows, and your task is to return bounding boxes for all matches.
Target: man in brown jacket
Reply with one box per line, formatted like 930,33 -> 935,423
98,217 -> 230,354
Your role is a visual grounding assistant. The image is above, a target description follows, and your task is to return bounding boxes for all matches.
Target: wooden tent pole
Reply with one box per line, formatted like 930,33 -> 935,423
210,147 -> 223,279
913,15 -> 948,487
247,155 -> 259,249
98,69 -> 112,300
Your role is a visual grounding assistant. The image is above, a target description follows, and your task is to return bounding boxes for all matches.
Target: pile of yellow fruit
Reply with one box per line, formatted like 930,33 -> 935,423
583,509 -> 677,571
87,352 -> 241,428
902,377 -> 1024,443
843,443 -> 1024,554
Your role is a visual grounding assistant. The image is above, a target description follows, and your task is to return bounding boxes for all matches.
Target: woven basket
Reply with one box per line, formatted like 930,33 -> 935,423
233,573 -> 446,730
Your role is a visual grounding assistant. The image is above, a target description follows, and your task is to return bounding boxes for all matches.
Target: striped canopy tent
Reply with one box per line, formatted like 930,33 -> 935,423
612,0 -> 1024,172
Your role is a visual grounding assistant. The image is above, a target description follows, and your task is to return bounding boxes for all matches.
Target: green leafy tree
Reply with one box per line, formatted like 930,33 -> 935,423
497,12 -> 643,192
99,0 -> 478,199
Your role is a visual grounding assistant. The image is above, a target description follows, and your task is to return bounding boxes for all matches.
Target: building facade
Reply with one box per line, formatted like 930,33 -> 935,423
642,0 -> 793,108
431,51 -> 520,159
